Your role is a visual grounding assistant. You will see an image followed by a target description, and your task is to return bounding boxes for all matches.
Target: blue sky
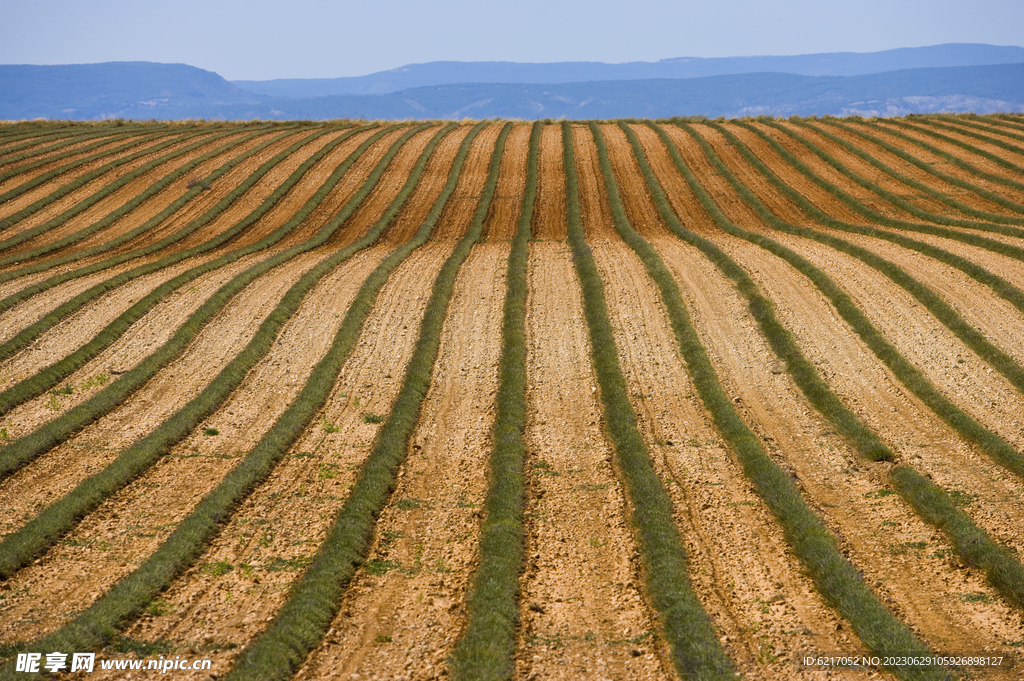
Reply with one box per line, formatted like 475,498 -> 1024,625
2,0 -> 1022,80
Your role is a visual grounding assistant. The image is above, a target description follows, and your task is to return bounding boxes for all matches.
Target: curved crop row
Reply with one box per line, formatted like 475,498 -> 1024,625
0,129 -> 196,234
0,126 -> 290,271
0,125 -> 464,679
0,126 -> 151,190
0,127 -> 305,288
705,125 -> 1024,458
857,119 -> 1024,194
449,122 -> 540,681
797,119 -> 1024,223
613,122 -> 944,679
886,119 -> 1024,176
757,120 -> 1024,236
731,122 -> 1024,261
0,127 -> 249,255
0,125 -> 372,418
222,122 -> 498,681
730,122 -> 1024,399
934,114 -> 1024,145
918,116 -> 1024,156
819,118 -> 1024,215
0,124 -> 392,473
0,127 -> 138,172
0,124 -> 431,579
565,122 -> 737,680
656,122 -> 1024,613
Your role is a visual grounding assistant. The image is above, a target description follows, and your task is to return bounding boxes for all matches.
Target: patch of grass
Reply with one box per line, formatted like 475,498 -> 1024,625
202,427 -> 220,436
362,412 -> 384,424
395,498 -> 427,510
365,559 -> 401,576
374,635 -> 392,644
321,419 -> 339,433
960,592 -> 993,604
202,561 -> 234,577
262,557 -> 311,573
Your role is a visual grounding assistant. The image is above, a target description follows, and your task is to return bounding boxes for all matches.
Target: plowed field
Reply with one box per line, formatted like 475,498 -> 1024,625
2,116 -> 1023,681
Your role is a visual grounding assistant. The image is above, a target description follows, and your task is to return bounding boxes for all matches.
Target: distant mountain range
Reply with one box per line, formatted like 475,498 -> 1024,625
2,44 -> 1023,121
232,43 -> 1024,98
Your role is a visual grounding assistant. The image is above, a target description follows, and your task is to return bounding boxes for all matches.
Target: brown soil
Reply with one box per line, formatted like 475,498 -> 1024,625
871,120 -> 1024,191
516,241 -> 669,681
803,121 -> 1022,217
385,126 -> 471,245
0,132 -> 211,240
430,123 -> 501,241
3,119 -> 1024,680
772,121 -> 991,221
484,123 -> 530,241
296,243 -> 508,681
840,119 -> 1024,208
533,124 -> 567,239
101,243 -> 455,676
0,131 -> 163,208
609,124 -> 1024,677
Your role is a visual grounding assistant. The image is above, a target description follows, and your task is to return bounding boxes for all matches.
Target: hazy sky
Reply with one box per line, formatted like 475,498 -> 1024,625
2,0 -> 1022,80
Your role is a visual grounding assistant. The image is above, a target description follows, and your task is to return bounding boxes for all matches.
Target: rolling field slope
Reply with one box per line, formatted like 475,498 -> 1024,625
1,116 -> 1023,681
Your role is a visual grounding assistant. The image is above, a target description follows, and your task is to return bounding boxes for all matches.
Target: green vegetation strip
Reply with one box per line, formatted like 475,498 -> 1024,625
0,126 -> 372,416
621,122 -> 951,680
706,125 -> 1024,461
0,126 -> 288,271
0,124 -> 390,469
0,124 -> 432,579
449,122 -> 539,681
0,126 -> 461,675
759,120 -> 1023,236
800,119 -> 1024,223
887,119 -> 1024,177
0,129 -> 198,238
735,121 -> 1024,252
0,127 -> 302,287
934,115 -> 1024,145
922,116 -> 1024,156
224,122 -> 499,681
722,122 -> 1024,408
565,123 -> 736,680
0,128 -> 243,254
0,127 -> 150,191
653,121 -> 1024,614
0,128 -> 133,171
819,118 -> 1024,216
858,119 -> 1024,194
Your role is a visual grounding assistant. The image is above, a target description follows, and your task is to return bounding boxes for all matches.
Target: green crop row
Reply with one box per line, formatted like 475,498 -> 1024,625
920,116 -> 1024,156
818,118 -> 1024,215
0,125 -> 291,271
0,125 -> 374,419
0,126 -> 151,191
223,122 -> 500,681
0,127 -> 250,256
449,122 -> 539,681
0,127 -> 304,288
0,129 -> 200,238
731,122 -> 1024,261
626,121 -> 967,679
887,119 -> 1023,177
0,124 -> 431,580
660,122 -> 1024,613
0,124 -> 390,470
857,119 -> 1024,194
933,114 -> 1024,145
799,119 -> 1024,223
732,122 -> 1024,400
0,127 -> 140,174
567,123 -> 737,680
758,120 -> 1024,236
0,126 -> 462,679
709,122 -> 1024,417
695,121 -> 1024,478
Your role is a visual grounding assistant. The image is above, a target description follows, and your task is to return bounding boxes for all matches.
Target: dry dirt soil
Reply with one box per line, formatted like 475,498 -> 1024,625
1,116 -> 1023,680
